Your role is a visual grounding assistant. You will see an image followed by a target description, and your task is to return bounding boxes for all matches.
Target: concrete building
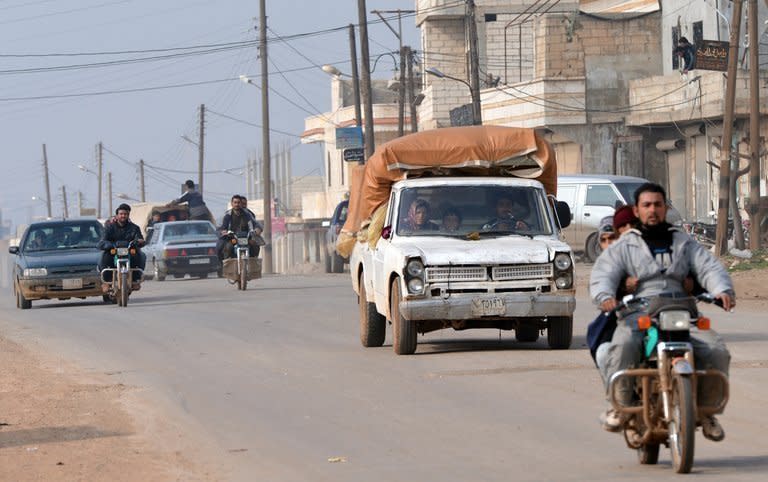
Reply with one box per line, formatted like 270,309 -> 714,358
415,0 -> 768,222
301,77 -> 402,219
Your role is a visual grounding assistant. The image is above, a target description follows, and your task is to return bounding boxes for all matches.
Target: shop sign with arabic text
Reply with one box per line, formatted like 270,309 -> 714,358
695,40 -> 729,71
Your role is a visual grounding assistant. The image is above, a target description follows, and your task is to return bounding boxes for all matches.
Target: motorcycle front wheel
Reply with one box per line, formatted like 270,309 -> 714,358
239,258 -> 248,290
119,271 -> 129,307
669,374 -> 695,473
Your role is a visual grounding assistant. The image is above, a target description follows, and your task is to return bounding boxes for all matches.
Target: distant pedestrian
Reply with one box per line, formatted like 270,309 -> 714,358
674,37 -> 696,74
169,180 -> 208,220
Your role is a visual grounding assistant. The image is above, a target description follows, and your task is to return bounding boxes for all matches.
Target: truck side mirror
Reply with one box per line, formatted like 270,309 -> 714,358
8,246 -> 19,255
381,225 -> 392,240
554,201 -> 571,229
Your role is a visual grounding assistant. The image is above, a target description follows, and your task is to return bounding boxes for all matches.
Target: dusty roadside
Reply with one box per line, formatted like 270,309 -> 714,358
575,263 -> 768,306
0,335 -> 217,481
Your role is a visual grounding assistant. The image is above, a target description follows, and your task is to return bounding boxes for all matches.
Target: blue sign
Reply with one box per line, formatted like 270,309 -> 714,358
335,127 -> 364,150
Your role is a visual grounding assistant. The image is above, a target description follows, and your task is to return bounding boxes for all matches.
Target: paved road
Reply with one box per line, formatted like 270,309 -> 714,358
1,273 -> 767,481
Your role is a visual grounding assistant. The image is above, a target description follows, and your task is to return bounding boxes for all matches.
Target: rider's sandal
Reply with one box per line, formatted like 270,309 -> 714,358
701,416 -> 725,442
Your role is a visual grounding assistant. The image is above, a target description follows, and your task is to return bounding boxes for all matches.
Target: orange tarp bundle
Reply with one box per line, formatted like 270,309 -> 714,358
337,126 -> 557,256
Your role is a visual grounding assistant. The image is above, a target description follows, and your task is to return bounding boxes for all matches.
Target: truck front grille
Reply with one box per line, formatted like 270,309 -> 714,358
492,264 -> 552,281
426,266 -> 487,283
425,263 -> 552,283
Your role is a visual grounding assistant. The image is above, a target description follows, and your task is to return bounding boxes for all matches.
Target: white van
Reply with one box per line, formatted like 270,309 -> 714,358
557,175 -> 681,261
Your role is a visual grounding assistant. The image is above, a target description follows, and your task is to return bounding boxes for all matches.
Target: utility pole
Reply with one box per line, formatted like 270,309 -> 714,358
467,0 -> 482,125
107,172 -> 113,216
348,24 -> 362,128
139,159 -> 146,202
407,46 -> 417,133
747,0 -> 761,249
198,104 -> 205,195
97,142 -> 103,219
41,144 -> 52,218
61,185 -> 69,218
398,46 -> 407,136
715,0 -> 743,256
259,0 -> 273,274
357,0 -> 375,159
78,191 -> 83,216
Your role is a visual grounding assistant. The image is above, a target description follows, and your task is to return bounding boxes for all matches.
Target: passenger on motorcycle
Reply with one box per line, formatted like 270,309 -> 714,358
98,203 -> 146,287
589,183 -> 734,440
217,195 -> 263,260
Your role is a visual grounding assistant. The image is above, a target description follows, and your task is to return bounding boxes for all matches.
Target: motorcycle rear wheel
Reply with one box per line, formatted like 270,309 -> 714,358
669,374 -> 695,473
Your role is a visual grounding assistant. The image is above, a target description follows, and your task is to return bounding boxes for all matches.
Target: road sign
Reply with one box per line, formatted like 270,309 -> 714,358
343,147 -> 365,163
335,127 -> 363,150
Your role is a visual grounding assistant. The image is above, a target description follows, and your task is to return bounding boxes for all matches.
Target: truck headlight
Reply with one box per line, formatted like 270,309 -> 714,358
555,274 -> 573,289
406,259 -> 425,277
554,253 -> 572,271
23,268 -> 47,277
407,278 -> 425,294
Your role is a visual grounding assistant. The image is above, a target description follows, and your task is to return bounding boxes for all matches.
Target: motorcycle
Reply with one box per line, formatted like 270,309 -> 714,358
220,230 -> 263,290
100,240 -> 144,307
607,293 -> 729,473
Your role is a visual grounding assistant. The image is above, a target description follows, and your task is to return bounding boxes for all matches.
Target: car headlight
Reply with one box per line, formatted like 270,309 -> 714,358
554,253 -> 572,271
407,278 -> 425,294
406,259 -> 425,278
23,268 -> 47,277
555,274 -> 573,289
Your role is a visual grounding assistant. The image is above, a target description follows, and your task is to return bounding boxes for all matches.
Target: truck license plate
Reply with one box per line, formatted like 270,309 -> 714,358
62,278 -> 83,289
189,258 -> 209,265
471,297 -> 505,316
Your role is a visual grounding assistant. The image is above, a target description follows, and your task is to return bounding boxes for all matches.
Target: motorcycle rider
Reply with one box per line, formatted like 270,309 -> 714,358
590,183 -> 734,441
98,203 -> 146,289
217,195 -> 263,260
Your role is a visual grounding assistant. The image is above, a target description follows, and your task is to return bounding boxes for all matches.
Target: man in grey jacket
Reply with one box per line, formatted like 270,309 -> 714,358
590,183 -> 735,441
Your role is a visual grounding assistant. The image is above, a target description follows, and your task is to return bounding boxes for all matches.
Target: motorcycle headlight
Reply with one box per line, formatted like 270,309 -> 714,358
23,268 -> 47,277
407,278 -> 424,294
555,274 -> 573,289
659,310 -> 691,331
554,253 -> 572,271
116,247 -> 130,256
406,259 -> 425,278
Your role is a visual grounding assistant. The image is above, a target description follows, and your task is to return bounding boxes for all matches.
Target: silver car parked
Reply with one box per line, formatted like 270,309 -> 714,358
144,221 -> 220,280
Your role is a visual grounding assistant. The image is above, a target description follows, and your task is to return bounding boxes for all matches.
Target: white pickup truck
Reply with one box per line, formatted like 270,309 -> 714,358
350,176 -> 576,355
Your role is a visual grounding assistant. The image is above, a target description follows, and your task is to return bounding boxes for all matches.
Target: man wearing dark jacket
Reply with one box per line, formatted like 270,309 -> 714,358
98,203 -> 146,284
170,180 -> 208,220
217,195 -> 263,259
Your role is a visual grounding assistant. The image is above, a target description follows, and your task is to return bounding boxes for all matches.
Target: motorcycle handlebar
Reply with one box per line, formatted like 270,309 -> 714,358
610,292 -> 727,314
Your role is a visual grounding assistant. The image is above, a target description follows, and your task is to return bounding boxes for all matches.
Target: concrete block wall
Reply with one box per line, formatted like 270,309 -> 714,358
422,17 -> 467,84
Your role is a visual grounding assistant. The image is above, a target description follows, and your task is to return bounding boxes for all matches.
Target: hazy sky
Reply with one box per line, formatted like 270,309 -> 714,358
0,0 -> 420,229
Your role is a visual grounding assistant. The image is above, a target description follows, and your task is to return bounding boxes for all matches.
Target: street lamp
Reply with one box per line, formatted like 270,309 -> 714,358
116,193 -> 139,202
425,67 -> 482,125
321,64 -> 345,77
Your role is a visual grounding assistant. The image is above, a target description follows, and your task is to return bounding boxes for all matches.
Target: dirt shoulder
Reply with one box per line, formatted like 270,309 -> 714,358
0,335 -> 216,481
575,263 -> 768,306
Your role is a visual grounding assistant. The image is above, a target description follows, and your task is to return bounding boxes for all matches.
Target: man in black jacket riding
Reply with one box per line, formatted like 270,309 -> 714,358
98,203 -> 146,286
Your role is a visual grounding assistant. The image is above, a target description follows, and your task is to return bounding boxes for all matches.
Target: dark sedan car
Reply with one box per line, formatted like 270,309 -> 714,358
144,220 -> 219,280
10,219 -> 105,309
324,199 -> 348,273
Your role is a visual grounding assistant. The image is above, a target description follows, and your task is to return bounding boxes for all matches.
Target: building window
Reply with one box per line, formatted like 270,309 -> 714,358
484,13 -> 497,22
672,26 -> 680,70
693,21 -> 703,46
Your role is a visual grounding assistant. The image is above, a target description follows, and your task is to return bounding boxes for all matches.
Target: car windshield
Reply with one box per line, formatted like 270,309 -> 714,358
22,223 -> 103,252
614,182 -> 643,205
163,222 -> 215,239
395,185 -> 554,237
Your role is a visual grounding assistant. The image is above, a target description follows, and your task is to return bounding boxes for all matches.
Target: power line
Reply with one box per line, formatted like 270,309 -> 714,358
0,39 -> 258,58
206,108 -> 303,138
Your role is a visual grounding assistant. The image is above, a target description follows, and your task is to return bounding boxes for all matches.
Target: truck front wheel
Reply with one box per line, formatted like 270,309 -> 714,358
390,278 -> 417,355
547,316 -> 573,349
359,276 -> 386,347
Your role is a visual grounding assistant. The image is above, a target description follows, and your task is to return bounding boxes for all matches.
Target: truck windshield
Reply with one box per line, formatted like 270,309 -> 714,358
395,185 -> 554,237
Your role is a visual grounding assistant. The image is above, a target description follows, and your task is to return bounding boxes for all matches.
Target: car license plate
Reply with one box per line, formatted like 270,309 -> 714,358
189,258 -> 209,265
471,297 -> 505,316
62,278 -> 83,289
